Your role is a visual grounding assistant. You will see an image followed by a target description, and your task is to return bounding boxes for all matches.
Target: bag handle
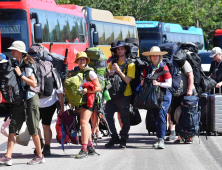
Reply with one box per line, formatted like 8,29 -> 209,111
213,87 -> 221,94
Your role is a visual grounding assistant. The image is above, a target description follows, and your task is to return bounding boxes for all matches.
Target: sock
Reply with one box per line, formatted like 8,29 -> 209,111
170,130 -> 176,136
81,144 -> 87,151
87,141 -> 93,148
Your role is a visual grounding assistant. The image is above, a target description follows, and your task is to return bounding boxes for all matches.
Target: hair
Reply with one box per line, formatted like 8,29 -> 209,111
22,53 -> 34,64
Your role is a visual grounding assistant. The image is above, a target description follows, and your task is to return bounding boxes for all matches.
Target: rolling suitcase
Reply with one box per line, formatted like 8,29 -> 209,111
208,88 -> 222,135
145,109 -> 157,135
198,93 -> 210,132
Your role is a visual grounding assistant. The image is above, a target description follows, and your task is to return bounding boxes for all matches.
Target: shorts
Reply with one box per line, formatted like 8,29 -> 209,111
77,102 -> 95,112
39,102 -> 57,126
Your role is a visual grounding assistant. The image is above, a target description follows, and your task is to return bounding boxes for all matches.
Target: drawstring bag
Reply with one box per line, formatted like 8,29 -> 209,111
201,75 -> 217,93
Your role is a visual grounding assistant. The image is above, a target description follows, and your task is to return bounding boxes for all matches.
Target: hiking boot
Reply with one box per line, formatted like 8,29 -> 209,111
186,137 -> 193,144
27,155 -> 45,165
158,138 -> 165,149
119,138 -> 126,149
42,144 -> 51,156
105,136 -> 120,148
166,135 -> 177,141
75,149 -> 88,159
34,138 -> 44,154
0,156 -> 12,166
96,131 -> 103,139
153,139 -> 159,148
87,146 -> 96,155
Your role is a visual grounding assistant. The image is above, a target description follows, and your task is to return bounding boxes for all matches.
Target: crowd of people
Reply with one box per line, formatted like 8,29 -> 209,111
0,39 -> 222,166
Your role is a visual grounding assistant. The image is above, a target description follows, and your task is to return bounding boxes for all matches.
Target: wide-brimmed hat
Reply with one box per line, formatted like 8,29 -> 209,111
209,47 -> 221,58
142,46 -> 168,57
110,41 -> 131,55
74,51 -> 90,64
8,41 -> 27,54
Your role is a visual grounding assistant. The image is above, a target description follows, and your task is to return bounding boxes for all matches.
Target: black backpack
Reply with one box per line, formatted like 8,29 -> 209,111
180,43 -> 203,96
0,58 -> 25,104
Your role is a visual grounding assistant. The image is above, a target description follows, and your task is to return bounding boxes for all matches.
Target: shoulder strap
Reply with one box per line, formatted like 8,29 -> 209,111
151,70 -> 169,80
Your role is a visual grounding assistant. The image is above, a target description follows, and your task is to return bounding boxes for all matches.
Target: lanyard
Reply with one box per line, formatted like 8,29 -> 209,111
147,62 -> 161,78
214,60 -> 222,79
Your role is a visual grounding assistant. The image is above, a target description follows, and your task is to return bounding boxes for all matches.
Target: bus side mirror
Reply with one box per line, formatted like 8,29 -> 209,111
93,31 -> 99,46
206,39 -> 212,51
34,23 -> 43,43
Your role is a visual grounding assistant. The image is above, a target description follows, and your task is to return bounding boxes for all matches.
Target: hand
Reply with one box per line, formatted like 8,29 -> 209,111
186,90 -> 192,96
153,80 -> 160,86
113,63 -> 121,74
14,66 -> 21,76
58,109 -> 64,118
141,80 -> 144,86
216,82 -> 222,88
82,88 -> 87,95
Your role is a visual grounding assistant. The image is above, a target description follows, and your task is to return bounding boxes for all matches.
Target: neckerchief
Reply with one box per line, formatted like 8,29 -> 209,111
147,62 -> 161,79
214,60 -> 222,79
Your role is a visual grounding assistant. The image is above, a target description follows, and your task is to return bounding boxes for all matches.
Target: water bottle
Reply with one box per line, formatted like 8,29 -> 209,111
104,90 -> 111,101
136,84 -> 141,92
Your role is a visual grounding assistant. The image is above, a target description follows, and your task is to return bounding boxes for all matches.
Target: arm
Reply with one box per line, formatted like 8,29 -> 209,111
14,66 -> 37,88
82,77 -> 101,94
186,71 -> 194,96
153,78 -> 172,88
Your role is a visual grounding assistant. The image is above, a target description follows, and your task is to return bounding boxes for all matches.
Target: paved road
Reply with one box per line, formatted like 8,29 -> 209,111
0,109 -> 222,170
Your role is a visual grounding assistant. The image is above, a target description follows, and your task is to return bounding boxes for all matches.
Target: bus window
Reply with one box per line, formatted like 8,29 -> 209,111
95,22 -> 105,45
104,23 -> 114,45
165,33 -> 174,43
134,27 -> 138,39
0,9 -> 29,58
77,18 -> 84,43
70,16 -> 78,43
82,18 -> 87,42
38,11 -> 50,42
113,25 -> 122,41
122,26 -> 130,40
47,11 -> 56,42
130,27 -> 134,38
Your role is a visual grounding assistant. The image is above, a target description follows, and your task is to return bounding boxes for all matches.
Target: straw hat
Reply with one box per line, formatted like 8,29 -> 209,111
8,41 -> 27,54
74,51 -> 90,64
142,46 -> 168,61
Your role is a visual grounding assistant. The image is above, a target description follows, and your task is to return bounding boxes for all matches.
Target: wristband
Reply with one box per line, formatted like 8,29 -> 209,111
19,73 -> 24,78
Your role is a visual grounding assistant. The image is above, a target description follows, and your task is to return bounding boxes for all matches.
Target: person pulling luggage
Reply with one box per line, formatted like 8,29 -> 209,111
142,46 -> 172,149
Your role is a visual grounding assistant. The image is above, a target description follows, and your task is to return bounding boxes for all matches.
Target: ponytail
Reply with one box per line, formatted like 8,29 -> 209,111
22,53 -> 34,64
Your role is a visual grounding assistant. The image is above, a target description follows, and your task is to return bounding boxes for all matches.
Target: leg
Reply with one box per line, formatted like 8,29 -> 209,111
117,112 -> 123,129
42,125 -> 52,145
5,133 -> 16,158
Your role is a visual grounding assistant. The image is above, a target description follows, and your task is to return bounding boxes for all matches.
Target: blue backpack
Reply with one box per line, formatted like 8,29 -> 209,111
158,43 -> 184,96
178,96 -> 200,142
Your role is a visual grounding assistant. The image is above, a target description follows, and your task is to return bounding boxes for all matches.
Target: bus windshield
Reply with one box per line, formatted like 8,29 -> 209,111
0,9 -> 29,58
138,32 -> 162,54
213,36 -> 222,48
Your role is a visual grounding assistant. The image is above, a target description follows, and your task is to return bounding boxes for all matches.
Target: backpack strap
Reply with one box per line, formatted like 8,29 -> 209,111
151,70 -> 169,80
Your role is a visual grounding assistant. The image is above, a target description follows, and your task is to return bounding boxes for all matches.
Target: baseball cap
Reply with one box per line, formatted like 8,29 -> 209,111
209,47 -> 221,58
8,41 -> 27,54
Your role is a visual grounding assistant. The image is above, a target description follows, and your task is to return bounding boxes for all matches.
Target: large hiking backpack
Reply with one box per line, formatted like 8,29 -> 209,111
65,67 -> 94,107
0,58 -> 25,104
85,47 -> 108,104
159,43 -> 184,96
180,43 -> 203,96
178,96 -> 200,142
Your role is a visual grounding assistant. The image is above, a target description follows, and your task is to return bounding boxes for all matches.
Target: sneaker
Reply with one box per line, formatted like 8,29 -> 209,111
27,155 -> 45,165
75,149 -> 88,159
0,156 -> 12,166
92,133 -> 97,141
96,131 -> 103,139
166,135 -> 177,141
186,137 -> 193,144
87,146 -> 100,156
158,138 -> 165,149
105,136 -> 120,148
153,138 -> 159,148
119,138 -> 126,148
42,144 -> 51,156
174,136 -> 181,144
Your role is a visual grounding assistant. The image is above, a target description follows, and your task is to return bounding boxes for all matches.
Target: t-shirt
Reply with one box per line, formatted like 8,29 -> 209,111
142,64 -> 171,82
209,60 -> 222,83
108,60 -> 135,96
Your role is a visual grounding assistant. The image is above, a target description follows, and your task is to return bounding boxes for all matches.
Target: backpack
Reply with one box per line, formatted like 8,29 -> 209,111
178,96 -> 200,143
65,67 -> 94,107
26,44 -> 61,98
85,47 -> 108,104
158,43 -> 184,96
0,58 -> 25,104
108,58 -> 130,99
180,43 -> 203,96
56,117 -> 71,144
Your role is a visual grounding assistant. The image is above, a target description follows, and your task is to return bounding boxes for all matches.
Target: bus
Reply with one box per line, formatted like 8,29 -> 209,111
207,29 -> 222,49
0,0 -> 98,110
82,7 -> 138,58
136,21 -> 205,58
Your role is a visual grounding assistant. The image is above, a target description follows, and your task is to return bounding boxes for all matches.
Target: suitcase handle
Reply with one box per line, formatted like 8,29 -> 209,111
213,87 -> 221,94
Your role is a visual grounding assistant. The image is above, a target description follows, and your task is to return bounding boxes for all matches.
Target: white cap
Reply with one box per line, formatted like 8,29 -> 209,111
209,47 -> 221,58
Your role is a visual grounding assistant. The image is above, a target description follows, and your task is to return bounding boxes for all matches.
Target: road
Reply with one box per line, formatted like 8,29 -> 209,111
0,109 -> 222,170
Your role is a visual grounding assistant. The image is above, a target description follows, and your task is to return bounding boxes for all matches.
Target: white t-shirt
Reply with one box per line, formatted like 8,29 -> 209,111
39,85 -> 63,108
